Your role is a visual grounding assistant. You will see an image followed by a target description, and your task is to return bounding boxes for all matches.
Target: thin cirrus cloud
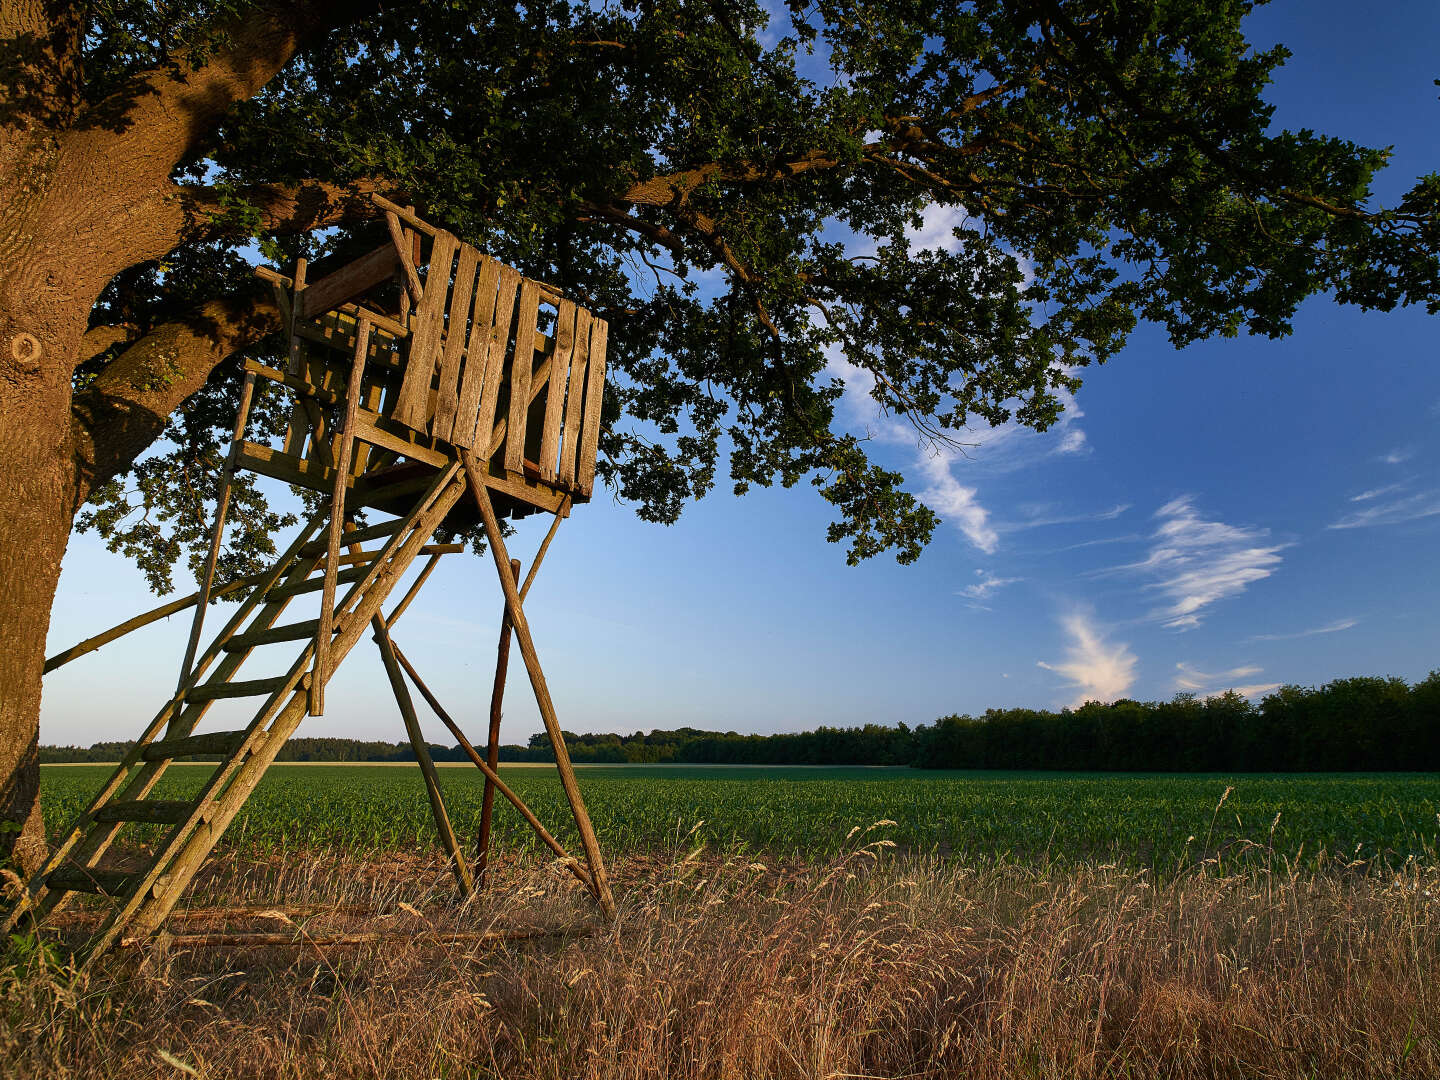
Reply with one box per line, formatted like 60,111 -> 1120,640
1000,502 -> 1130,534
1098,496 -> 1287,630
1329,491 -> 1440,530
823,200 -> 1087,556
1174,662 -> 1280,700
960,569 -> 1023,601
1380,447 -> 1415,465
1350,482 -> 1406,503
1037,612 -> 1137,706
1246,617 -> 1359,643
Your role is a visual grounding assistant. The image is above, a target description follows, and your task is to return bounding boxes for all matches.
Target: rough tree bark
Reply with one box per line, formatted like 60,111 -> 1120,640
0,0 -> 367,873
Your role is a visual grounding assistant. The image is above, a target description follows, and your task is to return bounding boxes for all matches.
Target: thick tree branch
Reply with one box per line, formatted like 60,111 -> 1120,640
170,177 -> 399,242
77,321 -> 139,363
76,1 -> 374,168
69,292 -> 280,507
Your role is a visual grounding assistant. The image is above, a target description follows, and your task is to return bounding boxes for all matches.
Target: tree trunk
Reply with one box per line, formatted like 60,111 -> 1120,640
0,299 -> 85,876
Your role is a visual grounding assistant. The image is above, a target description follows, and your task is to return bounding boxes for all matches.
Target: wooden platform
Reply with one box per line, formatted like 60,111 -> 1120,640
255,197 -> 608,524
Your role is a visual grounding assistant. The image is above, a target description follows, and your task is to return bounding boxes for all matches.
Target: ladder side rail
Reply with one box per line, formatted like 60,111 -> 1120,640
163,512 -> 327,716
19,538 -> 335,927
77,487 -> 448,943
326,462 -> 464,629
101,474 -> 470,951
3,515 -> 327,932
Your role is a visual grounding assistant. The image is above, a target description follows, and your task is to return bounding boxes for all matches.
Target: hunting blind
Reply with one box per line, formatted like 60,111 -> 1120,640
7,196 -> 617,958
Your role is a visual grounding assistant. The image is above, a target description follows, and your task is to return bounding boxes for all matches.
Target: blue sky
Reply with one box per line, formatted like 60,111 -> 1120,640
41,1 -> 1440,746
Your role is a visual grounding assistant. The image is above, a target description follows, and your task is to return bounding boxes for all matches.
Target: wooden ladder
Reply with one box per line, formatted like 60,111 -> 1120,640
4,463 -> 467,958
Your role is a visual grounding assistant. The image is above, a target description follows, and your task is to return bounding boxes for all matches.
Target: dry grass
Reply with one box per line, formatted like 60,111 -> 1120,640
3,832 -> 1438,1079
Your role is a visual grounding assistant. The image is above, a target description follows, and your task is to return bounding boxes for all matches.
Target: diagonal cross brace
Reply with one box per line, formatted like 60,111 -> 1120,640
458,448 -> 616,920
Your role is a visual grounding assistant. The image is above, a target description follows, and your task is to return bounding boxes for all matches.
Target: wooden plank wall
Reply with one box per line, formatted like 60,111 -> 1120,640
281,230 -> 609,505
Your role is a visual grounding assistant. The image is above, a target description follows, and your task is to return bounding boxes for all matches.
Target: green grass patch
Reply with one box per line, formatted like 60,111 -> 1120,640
39,764 -> 1440,872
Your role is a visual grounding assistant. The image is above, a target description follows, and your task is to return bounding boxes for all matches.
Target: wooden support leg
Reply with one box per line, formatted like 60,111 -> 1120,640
177,371 -> 257,694
373,615 -> 475,898
459,449 -> 616,920
390,643 -> 593,891
477,557 -> 520,883
313,316 -> 371,714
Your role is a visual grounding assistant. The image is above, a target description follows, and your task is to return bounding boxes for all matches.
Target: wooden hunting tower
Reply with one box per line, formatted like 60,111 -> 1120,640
7,196 -> 616,959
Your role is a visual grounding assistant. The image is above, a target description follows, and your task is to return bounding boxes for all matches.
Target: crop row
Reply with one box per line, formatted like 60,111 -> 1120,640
37,765 -> 1440,872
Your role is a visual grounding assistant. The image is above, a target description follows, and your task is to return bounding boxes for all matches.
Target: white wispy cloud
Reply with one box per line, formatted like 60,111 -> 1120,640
1380,447 -> 1415,465
916,446 -> 999,553
1042,533 -> 1147,554
1246,617 -> 1359,643
1003,502 -> 1130,532
1038,612 -> 1138,706
821,204 -> 1080,554
1174,662 -> 1279,700
1351,482 -> 1405,503
1099,496 -> 1287,630
960,569 -> 1023,601
1329,491 -> 1440,530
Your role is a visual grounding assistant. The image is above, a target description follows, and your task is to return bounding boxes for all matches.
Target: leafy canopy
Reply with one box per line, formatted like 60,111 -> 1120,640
76,0 -> 1440,589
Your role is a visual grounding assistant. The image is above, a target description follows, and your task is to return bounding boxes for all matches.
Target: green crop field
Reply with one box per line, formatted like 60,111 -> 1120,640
38,764 -> 1440,872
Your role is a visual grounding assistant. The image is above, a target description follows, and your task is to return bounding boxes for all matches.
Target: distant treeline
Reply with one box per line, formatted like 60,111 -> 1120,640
916,675 -> 1440,772
39,674 -> 1440,772
36,738 -> 540,765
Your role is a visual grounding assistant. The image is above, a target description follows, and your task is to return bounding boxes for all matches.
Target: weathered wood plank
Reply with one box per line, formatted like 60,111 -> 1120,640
450,256 -> 501,449
223,619 -> 321,651
267,563 -> 368,600
140,729 -> 249,762
47,867 -> 137,896
576,317 -> 608,496
430,243 -> 481,442
392,231 -> 459,430
472,265 -> 521,459
384,212 -> 424,303
558,307 -> 592,485
539,300 -> 576,482
371,194 -> 439,237
236,441 -> 331,493
299,243 -> 401,319
94,800 -> 195,825
186,676 -> 295,703
504,280 -> 542,474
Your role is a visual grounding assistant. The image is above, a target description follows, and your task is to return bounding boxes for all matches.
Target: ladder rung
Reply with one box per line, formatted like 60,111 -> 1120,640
93,799 -> 195,825
300,518 -> 404,555
47,866 -> 136,896
141,729 -> 248,762
186,676 -> 292,702
267,564 -> 369,600
224,619 -> 321,651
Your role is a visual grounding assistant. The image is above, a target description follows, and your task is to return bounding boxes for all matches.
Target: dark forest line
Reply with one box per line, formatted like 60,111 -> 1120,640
40,673 -> 1440,772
